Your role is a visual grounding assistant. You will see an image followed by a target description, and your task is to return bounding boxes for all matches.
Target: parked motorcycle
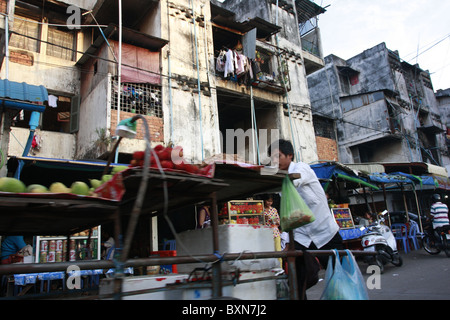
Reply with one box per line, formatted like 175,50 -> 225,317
361,210 -> 403,273
422,221 -> 450,257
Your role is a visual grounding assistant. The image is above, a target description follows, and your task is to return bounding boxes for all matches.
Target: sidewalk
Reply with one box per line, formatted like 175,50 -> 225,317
306,249 -> 450,300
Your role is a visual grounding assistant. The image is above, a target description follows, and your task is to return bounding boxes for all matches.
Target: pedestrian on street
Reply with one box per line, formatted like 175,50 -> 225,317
268,139 -> 343,298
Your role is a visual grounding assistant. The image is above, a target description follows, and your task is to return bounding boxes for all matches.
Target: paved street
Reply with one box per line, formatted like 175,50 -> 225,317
306,249 -> 450,300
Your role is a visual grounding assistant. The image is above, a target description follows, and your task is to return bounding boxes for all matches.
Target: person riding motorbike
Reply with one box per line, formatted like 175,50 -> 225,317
429,194 -> 450,243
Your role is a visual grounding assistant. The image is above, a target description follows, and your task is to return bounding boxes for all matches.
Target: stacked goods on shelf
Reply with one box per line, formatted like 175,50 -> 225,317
38,227 -> 99,263
219,200 -> 265,225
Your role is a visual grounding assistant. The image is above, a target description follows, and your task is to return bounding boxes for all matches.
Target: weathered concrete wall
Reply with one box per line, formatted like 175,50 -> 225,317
76,74 -> 110,159
346,43 -> 394,93
340,99 -> 389,140
9,127 -> 76,159
160,0 -> 221,162
308,42 -> 448,166
215,0 -> 319,163
221,0 -> 271,24
307,56 -> 342,119
57,0 -> 97,10
1,20 -> 82,95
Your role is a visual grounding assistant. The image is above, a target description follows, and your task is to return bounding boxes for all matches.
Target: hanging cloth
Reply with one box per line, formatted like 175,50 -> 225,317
216,50 -> 226,72
48,95 -> 58,108
224,49 -> 235,78
235,53 -> 246,76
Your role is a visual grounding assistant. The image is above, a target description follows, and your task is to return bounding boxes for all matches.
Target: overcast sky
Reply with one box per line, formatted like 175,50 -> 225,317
315,0 -> 450,91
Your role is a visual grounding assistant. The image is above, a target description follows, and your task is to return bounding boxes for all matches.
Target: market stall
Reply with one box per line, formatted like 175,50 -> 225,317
0,135 -> 379,301
310,162 -> 380,249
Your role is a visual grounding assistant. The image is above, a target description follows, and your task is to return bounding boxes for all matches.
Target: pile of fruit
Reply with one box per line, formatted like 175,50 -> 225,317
0,144 -> 213,198
129,144 -> 211,176
0,165 -> 128,196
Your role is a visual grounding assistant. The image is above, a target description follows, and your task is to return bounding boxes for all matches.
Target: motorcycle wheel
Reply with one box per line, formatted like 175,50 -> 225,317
441,234 -> 450,258
422,235 -> 441,255
391,254 -> 403,267
372,255 -> 384,274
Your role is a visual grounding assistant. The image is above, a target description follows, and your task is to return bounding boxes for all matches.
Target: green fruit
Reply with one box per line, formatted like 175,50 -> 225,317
0,177 -> 8,190
112,165 -> 128,174
70,181 -> 90,195
49,182 -> 70,193
101,174 -> 112,183
89,179 -> 102,189
26,184 -> 48,193
0,177 -> 26,193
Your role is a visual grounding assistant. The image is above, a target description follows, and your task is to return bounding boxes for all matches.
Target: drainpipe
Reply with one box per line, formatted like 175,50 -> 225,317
191,0 -> 204,161
114,0 -> 123,164
15,111 -> 40,179
5,0 -> 9,79
166,0 -> 174,143
250,87 -> 260,165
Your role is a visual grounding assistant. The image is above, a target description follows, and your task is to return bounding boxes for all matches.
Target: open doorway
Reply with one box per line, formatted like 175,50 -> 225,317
216,88 -> 279,164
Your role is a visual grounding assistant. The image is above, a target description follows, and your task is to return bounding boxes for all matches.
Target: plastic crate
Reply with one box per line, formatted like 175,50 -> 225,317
150,250 -> 177,274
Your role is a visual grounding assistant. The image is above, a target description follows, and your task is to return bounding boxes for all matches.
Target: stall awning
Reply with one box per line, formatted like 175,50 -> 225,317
433,175 -> 450,190
335,173 -> 380,190
426,163 -> 448,178
382,161 -> 448,177
345,163 -> 385,174
367,171 -> 444,191
311,162 -> 379,190
368,172 -> 414,184
0,79 -> 48,112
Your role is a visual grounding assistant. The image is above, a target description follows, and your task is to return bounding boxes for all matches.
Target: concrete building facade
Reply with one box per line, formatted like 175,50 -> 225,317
307,42 -> 449,169
0,0 -> 327,175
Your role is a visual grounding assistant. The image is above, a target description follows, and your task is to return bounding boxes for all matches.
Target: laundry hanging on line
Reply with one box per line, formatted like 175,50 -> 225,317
216,48 -> 261,86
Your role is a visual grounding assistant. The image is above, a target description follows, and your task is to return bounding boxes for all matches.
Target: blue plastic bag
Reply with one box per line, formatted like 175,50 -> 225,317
341,249 -> 369,300
320,249 -> 369,300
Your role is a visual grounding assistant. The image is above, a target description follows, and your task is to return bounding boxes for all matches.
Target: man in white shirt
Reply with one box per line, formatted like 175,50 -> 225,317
269,139 -> 343,297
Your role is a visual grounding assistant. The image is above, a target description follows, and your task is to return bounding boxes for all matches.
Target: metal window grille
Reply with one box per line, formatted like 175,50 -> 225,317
111,78 -> 163,118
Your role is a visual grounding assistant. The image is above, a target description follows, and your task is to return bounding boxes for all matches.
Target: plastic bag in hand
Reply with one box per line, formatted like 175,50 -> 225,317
280,175 -> 315,232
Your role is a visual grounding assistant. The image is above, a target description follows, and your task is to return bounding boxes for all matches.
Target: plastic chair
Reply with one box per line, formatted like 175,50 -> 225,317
163,239 -> 176,251
391,223 -> 409,253
408,221 -> 420,250
105,246 -> 115,260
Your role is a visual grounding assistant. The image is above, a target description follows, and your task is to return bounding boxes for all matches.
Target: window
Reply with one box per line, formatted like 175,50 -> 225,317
9,16 -> 40,52
350,74 -> 359,85
111,79 -> 163,118
46,27 -> 76,61
12,95 -> 74,133
338,67 -> 359,94
313,116 -> 335,139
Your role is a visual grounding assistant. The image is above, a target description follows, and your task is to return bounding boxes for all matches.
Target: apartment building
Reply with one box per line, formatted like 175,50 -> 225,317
0,0 -> 326,177
307,42 -> 449,169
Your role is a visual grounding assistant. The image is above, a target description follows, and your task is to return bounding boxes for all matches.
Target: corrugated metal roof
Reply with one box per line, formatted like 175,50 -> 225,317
0,79 -> 48,103
295,0 -> 326,23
